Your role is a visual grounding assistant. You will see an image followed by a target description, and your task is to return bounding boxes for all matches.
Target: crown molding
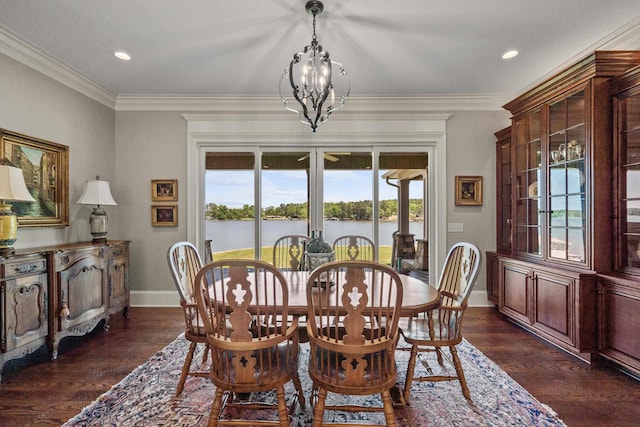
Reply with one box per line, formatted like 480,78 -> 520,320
516,16 -> 640,96
115,94 -> 512,112
0,25 -> 117,109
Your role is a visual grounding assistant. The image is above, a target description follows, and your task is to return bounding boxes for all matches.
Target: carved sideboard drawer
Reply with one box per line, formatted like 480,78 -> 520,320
54,246 -> 105,270
2,258 -> 47,278
107,242 -> 129,258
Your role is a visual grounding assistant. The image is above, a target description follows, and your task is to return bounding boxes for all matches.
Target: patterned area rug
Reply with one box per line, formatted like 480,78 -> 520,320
64,335 -> 567,426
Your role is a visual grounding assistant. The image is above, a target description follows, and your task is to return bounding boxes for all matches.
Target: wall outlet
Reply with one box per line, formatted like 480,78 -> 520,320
448,222 -> 464,232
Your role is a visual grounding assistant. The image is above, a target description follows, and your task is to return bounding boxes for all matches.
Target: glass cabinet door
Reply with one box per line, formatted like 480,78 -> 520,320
496,127 -> 512,253
547,89 -> 587,263
514,110 -> 542,257
616,93 -> 640,271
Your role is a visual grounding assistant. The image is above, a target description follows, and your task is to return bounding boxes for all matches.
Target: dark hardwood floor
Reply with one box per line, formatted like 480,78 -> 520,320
1,307 -> 639,426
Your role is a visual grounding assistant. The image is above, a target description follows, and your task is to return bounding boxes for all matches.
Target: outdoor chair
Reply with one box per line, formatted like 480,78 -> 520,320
194,259 -> 305,427
306,260 -> 403,426
166,241 -> 210,396
332,234 -> 375,261
399,242 -> 480,402
272,234 -> 310,271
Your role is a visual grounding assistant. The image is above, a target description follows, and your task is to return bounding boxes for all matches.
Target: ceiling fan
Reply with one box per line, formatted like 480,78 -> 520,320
297,152 -> 350,162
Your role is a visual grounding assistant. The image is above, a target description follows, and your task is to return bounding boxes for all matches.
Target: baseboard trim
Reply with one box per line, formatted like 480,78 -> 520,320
131,289 -> 495,308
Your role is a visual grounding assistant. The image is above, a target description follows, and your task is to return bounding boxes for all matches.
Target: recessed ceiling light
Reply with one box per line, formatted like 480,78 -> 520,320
114,51 -> 131,61
502,50 -> 518,60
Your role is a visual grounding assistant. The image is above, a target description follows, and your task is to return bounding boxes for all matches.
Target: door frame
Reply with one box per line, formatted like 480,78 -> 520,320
184,113 -> 450,279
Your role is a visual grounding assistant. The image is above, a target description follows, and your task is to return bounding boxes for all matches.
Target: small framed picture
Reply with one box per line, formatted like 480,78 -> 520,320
151,205 -> 178,227
151,179 -> 178,201
455,176 -> 483,206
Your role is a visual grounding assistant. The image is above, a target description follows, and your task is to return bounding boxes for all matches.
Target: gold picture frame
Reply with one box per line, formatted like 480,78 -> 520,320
151,205 -> 178,227
0,128 -> 69,227
455,176 -> 483,206
151,179 -> 178,201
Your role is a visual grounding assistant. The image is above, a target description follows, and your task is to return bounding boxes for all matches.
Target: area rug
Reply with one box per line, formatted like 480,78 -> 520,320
64,335 -> 567,426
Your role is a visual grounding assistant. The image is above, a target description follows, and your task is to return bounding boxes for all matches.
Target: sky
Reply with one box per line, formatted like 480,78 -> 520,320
205,170 -> 421,208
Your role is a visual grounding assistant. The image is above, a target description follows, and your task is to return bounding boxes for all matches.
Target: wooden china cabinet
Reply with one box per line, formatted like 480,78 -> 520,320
596,65 -> 640,377
494,51 -> 640,363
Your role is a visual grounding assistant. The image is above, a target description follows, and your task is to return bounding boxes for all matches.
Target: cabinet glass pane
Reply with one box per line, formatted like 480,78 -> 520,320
624,199 -> 640,267
567,162 -> 586,194
549,227 -> 567,260
626,97 -> 640,129
549,99 -> 566,135
626,132 -> 640,165
627,167 -> 640,199
567,92 -> 586,129
567,228 -> 585,262
549,165 -> 565,196
625,234 -> 640,268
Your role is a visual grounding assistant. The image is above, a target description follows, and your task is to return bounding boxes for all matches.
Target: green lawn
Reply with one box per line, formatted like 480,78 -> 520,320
213,246 -> 394,265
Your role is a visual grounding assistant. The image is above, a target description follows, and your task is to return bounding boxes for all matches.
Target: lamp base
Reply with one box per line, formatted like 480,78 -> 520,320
89,207 -> 109,242
0,203 -> 18,254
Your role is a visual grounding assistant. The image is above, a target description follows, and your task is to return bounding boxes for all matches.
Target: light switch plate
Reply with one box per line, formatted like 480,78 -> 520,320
448,222 -> 464,232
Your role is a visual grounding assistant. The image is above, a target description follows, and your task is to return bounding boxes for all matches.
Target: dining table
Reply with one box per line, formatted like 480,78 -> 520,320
209,268 -> 440,317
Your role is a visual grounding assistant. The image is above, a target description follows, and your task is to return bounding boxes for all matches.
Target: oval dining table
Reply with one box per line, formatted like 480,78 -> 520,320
262,269 -> 440,316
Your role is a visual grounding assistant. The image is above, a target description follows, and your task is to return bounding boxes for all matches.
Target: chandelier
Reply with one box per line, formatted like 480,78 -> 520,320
280,0 -> 350,132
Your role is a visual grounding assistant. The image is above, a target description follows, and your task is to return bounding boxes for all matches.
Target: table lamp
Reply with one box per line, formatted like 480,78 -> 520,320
77,176 -> 117,243
0,163 -> 36,253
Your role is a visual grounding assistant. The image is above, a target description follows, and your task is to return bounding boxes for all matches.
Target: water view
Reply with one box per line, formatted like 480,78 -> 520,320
206,220 -> 424,253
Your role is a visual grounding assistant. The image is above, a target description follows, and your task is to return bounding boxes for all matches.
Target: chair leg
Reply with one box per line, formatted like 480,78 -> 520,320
208,388 -> 225,427
293,372 -> 306,408
450,345 -> 471,401
381,389 -> 398,427
276,384 -> 290,426
403,345 -> 418,403
201,343 -> 210,364
176,341 -> 197,396
312,387 -> 328,427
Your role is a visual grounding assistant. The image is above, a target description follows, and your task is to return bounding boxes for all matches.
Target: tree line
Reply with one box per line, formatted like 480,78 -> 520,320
205,199 -> 423,221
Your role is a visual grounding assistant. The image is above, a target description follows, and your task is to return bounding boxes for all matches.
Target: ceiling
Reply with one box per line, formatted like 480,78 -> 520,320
1,0 -> 640,101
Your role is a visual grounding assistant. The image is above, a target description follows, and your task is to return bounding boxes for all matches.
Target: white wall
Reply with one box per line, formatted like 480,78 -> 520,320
446,111 -> 510,295
0,54 -> 116,247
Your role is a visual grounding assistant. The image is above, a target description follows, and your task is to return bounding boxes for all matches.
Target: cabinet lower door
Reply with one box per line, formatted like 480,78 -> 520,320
598,280 -> 640,374
2,273 -> 48,352
500,262 -> 530,323
533,271 -> 573,345
58,257 -> 107,332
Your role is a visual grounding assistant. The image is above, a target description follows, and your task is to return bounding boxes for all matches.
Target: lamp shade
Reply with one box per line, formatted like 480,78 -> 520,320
0,165 -> 36,202
77,180 -> 117,206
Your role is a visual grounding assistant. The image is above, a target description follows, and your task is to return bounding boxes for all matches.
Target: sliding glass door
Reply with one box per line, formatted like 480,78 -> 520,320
203,147 -> 428,269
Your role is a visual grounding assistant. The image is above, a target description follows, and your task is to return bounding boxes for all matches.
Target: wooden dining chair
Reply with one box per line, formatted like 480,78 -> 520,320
306,260 -> 403,427
194,259 -> 305,427
272,234 -> 310,271
399,242 -> 480,402
332,234 -> 375,261
166,241 -> 210,396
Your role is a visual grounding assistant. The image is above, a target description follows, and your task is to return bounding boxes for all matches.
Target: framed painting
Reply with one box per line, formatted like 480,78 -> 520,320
151,205 -> 178,227
455,176 -> 483,206
151,179 -> 178,201
0,129 -> 69,227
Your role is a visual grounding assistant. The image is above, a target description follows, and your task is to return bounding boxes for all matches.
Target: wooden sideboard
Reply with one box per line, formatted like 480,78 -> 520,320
0,240 -> 130,382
